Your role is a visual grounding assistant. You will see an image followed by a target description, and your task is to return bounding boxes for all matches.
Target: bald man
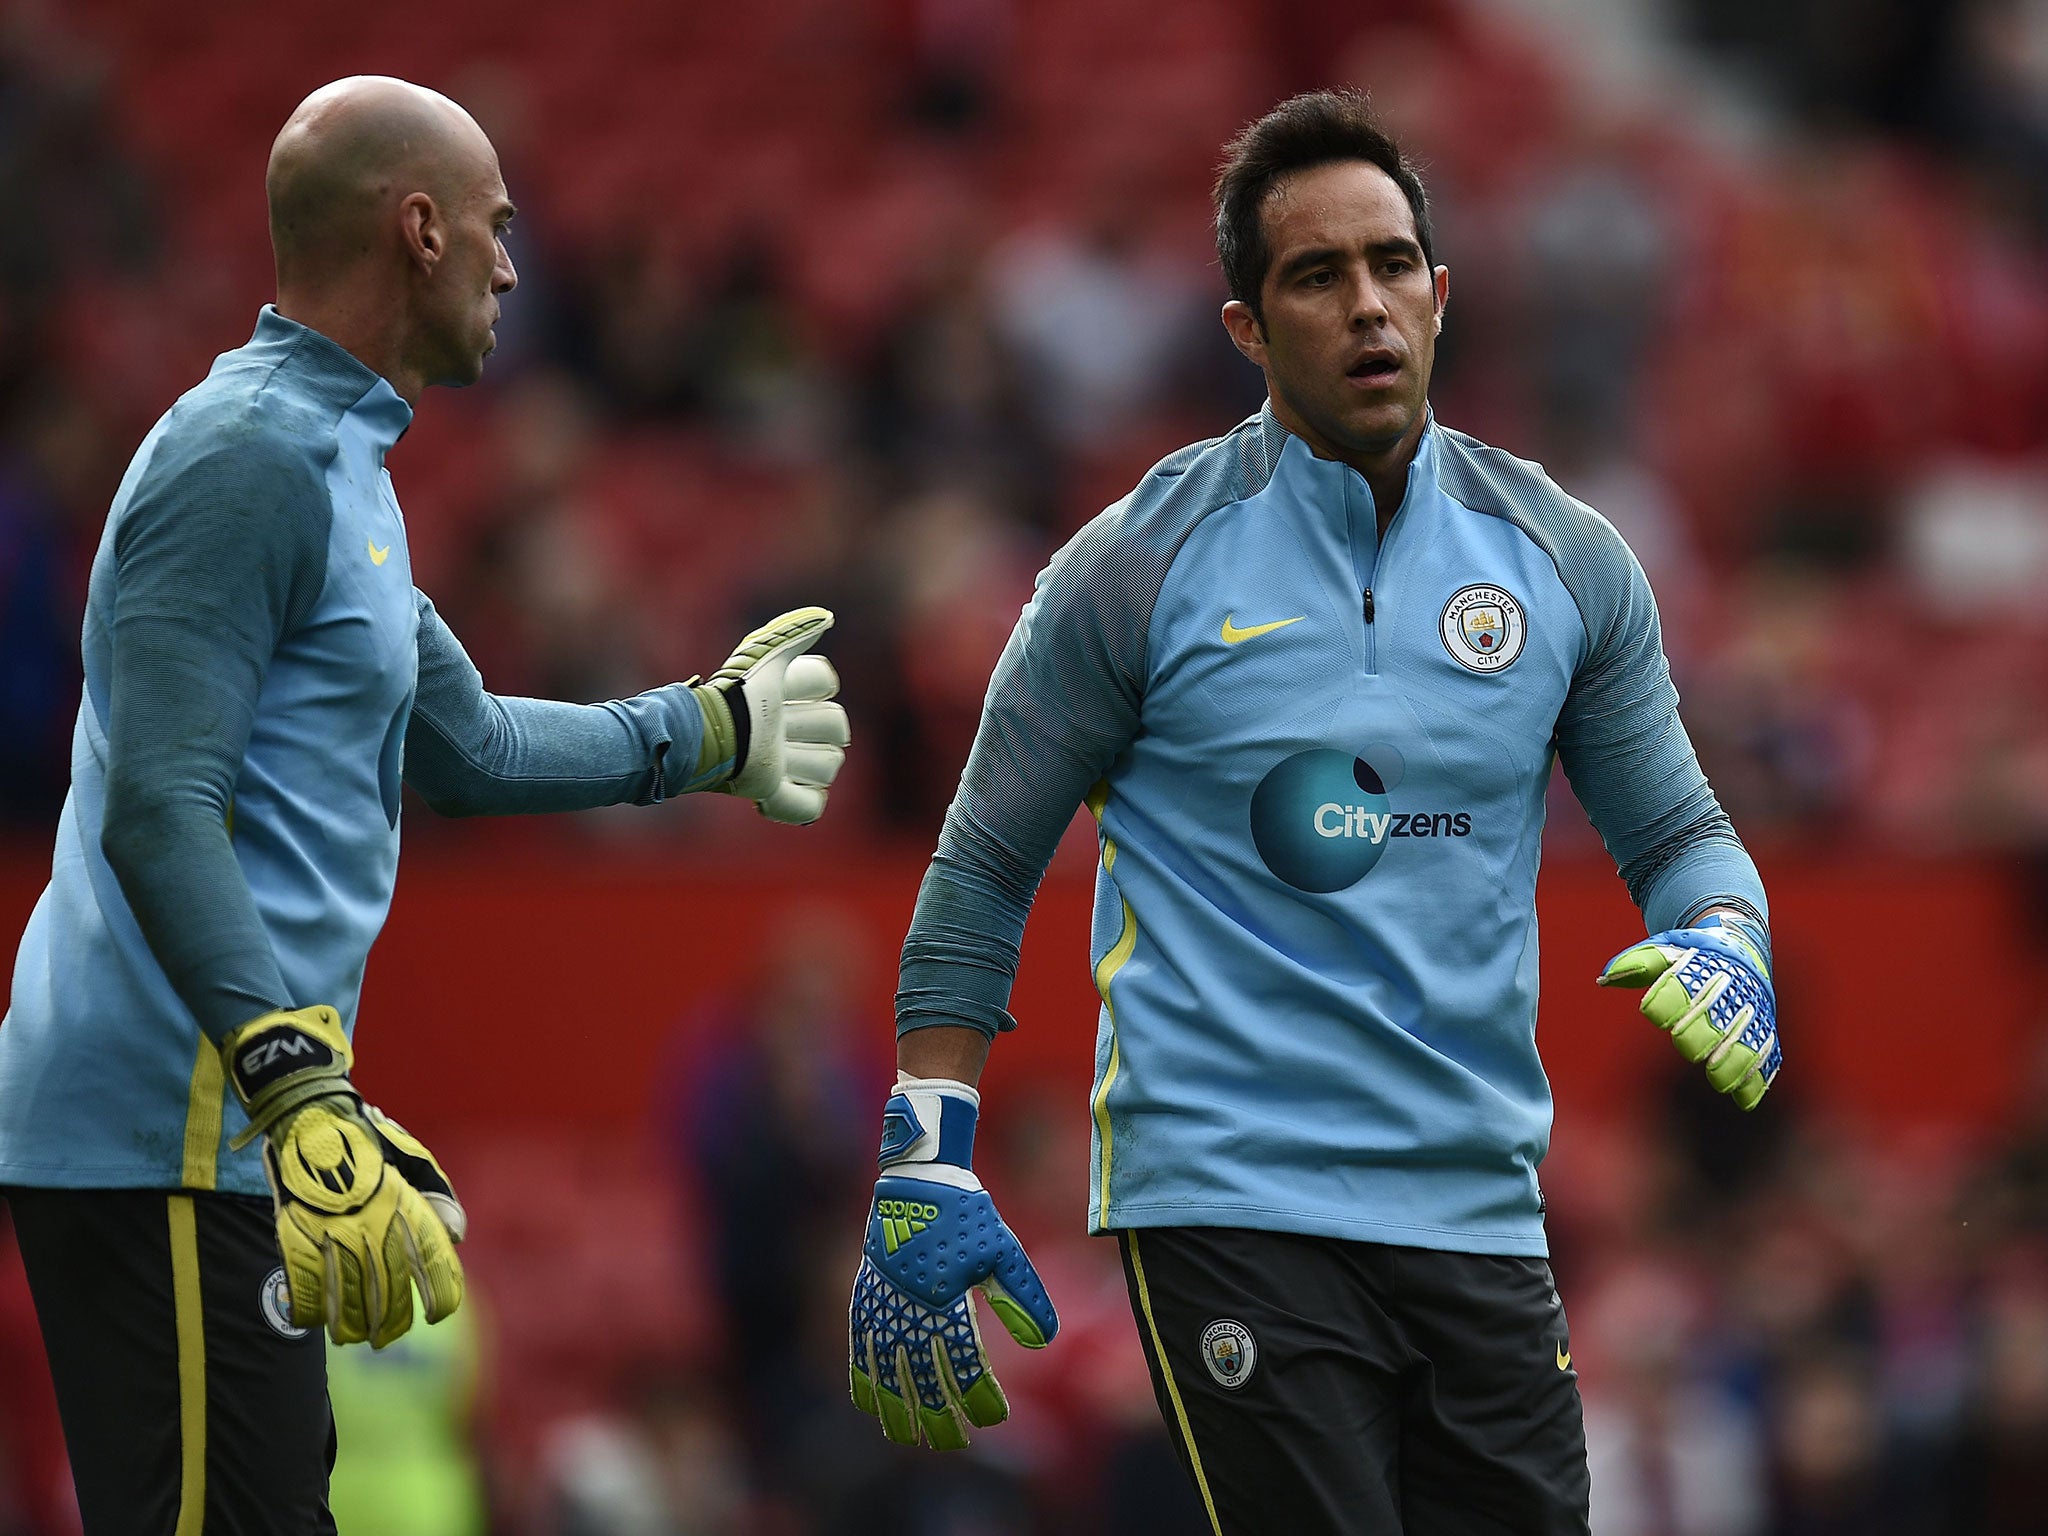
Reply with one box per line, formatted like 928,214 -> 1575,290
0,77 -> 849,1533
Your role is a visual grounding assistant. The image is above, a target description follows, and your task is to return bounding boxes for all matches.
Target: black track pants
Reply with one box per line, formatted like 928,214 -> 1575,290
1119,1226 -> 1590,1536
5,1187 -> 335,1535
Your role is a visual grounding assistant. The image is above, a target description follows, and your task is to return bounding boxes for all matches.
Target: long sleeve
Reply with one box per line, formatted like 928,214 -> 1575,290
1554,536 -> 1768,943
896,514 -> 1153,1038
403,591 -> 711,816
99,431 -> 330,1041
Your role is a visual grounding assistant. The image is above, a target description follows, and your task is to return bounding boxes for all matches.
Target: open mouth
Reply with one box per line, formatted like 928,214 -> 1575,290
1348,354 -> 1400,384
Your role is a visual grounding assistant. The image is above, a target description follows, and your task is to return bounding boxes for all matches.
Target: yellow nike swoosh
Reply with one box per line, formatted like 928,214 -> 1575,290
368,540 -> 390,567
1556,1343 -> 1572,1370
1220,614 -> 1305,645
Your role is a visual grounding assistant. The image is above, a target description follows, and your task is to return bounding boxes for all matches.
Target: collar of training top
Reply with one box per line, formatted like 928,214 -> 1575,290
1257,399 -> 1441,524
246,305 -> 414,449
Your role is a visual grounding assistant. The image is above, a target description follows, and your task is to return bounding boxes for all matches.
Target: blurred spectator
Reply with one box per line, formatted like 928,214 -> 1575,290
1899,457 -> 2048,620
896,0 -> 1015,136
1583,1261 -> 1767,1536
1686,569 -> 1876,839
1955,1247 -> 2048,1532
440,371 -> 654,706
857,245 -> 1058,533
1963,1027 -> 2048,1243
1766,1350 -> 1889,1536
1944,0 -> 2048,237
0,17 -> 156,393
0,450 -> 74,827
663,912 -> 881,1462
988,172 -> 1213,452
327,1306 -> 490,1536
559,226 -> 837,461
542,1371 -> 748,1536
876,483 -> 1039,827
1513,115 -> 1676,451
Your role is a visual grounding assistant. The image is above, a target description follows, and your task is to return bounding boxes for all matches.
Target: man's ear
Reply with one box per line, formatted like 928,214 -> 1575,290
1432,264 -> 1450,331
400,192 -> 442,273
1221,298 -> 1266,366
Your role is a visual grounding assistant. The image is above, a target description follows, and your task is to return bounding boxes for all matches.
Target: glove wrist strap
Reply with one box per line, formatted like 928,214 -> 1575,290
218,1006 -> 356,1150
878,1076 -> 979,1171
687,682 -> 749,789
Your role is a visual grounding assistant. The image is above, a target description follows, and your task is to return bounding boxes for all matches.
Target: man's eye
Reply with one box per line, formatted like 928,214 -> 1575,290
1382,261 -> 1410,276
1306,271 -> 1334,287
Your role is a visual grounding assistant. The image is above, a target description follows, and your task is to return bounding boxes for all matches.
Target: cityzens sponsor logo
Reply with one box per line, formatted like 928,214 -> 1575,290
1311,803 -> 1471,841
1250,746 -> 1472,892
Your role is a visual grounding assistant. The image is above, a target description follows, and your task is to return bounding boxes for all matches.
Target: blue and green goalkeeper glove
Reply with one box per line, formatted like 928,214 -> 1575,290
848,1076 -> 1059,1450
1599,912 -> 1781,1109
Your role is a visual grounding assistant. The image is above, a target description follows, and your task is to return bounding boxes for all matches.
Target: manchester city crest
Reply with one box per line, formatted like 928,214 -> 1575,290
260,1266 -> 309,1340
1439,584 -> 1527,672
1200,1319 -> 1258,1390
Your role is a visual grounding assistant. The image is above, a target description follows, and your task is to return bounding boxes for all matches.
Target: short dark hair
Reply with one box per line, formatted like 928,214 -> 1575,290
1214,90 -> 1435,323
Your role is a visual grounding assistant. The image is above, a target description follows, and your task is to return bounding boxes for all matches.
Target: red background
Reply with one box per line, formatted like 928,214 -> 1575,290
5,844 -> 2028,1142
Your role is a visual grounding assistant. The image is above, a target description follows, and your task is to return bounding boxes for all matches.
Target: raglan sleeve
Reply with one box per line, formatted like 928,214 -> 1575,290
404,590 -> 710,814
99,428 -> 330,1042
896,515 -> 1152,1038
1552,520 -> 1769,947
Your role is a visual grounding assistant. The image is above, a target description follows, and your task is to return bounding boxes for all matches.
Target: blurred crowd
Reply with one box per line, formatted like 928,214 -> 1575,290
0,0 -> 2045,850
2,0 -> 2047,1531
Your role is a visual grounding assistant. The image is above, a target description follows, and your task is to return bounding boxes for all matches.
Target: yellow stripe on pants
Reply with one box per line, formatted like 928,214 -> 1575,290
1126,1231 -> 1222,1535
168,1196 -> 206,1536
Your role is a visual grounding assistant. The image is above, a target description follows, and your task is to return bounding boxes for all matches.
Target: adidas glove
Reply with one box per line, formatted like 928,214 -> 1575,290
219,1006 -> 466,1348
848,1076 -> 1059,1450
689,606 -> 849,825
1598,912 -> 1781,1110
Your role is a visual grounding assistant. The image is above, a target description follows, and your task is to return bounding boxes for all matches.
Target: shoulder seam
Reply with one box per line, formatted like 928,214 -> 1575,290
245,329 -> 355,473
1122,420 -> 1280,685
1434,428 -> 1599,655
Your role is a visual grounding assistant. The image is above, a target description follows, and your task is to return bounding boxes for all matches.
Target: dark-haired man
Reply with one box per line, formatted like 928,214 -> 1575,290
843,91 -> 1777,1534
0,76 -> 848,1533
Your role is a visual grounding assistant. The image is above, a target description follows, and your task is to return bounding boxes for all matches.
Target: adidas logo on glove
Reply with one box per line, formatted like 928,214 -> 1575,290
875,1197 -> 939,1254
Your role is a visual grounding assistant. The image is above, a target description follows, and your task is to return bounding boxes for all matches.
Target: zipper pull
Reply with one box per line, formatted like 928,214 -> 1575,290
1364,588 -> 1375,623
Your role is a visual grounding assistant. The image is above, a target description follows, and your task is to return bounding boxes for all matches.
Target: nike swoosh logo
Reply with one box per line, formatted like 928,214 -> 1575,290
1556,1343 -> 1572,1370
368,540 -> 391,567
1221,614 -> 1305,645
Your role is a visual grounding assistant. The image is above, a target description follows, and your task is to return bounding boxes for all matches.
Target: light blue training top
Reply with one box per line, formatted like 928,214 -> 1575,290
898,405 -> 1768,1256
0,309 -> 721,1196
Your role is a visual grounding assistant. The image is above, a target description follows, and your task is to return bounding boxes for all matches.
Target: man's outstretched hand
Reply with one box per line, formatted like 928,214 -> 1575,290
690,606 -> 849,824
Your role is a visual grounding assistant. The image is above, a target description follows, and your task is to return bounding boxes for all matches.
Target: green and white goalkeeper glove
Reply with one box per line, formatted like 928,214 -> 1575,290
1599,912 -> 1781,1110
689,606 -> 849,825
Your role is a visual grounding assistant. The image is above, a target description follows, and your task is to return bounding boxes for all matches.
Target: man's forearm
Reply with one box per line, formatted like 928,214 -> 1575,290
897,1025 -> 992,1086
100,795 -> 292,1041
405,688 -> 702,815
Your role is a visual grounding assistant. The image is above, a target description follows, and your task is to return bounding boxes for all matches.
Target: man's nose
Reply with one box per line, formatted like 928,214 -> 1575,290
1349,273 -> 1389,328
495,254 -> 519,295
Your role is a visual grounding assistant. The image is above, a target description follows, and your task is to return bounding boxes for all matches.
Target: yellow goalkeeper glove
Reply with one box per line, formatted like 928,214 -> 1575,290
219,1005 -> 465,1348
